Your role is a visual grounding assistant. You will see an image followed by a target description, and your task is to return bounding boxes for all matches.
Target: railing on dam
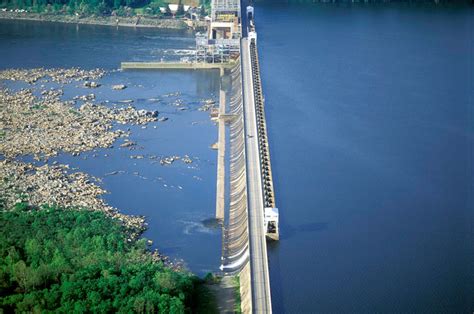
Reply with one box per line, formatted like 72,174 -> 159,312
249,39 -> 275,209
248,35 -> 279,241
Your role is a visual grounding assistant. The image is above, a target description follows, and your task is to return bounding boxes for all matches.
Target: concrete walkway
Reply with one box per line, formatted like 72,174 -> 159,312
209,276 -> 238,314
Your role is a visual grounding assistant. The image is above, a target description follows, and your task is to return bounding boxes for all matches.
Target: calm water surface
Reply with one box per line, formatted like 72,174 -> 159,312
256,3 -> 473,313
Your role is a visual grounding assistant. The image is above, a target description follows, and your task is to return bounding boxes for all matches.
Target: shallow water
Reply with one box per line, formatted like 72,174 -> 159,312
0,19 -> 222,275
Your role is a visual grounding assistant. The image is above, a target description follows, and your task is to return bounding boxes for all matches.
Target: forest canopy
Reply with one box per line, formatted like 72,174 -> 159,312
0,0 -> 209,16
0,203 -> 203,313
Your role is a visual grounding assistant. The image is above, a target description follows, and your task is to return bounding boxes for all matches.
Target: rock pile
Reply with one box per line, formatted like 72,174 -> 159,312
120,140 -> 136,148
0,68 -> 105,84
112,84 -> 127,90
83,81 -> 101,88
182,155 -> 193,164
74,94 -> 96,101
0,159 -> 145,237
0,88 -> 158,159
159,155 -> 193,166
160,155 -> 180,165
198,99 -> 216,112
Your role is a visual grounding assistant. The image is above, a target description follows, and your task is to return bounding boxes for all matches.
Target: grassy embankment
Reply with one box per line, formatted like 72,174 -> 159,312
232,276 -> 241,313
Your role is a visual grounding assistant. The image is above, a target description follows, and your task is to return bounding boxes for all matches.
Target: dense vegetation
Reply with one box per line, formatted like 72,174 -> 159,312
0,0 -> 209,17
0,203 -> 210,313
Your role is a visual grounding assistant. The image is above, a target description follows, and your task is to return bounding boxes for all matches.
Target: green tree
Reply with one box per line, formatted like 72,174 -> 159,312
0,204 -> 210,312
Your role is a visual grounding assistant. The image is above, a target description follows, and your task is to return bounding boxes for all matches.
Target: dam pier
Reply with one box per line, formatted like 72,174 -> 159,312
211,1 -> 278,312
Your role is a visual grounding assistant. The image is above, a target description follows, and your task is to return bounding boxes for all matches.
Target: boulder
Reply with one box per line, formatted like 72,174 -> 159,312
112,84 -> 127,90
84,81 -> 101,88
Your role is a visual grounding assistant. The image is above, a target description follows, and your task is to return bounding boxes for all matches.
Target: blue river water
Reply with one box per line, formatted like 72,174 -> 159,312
255,3 -> 473,313
1,3 -> 473,312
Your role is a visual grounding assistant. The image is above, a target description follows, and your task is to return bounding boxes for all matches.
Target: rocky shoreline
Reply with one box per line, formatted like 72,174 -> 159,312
0,159 -> 146,233
0,68 -> 164,157
0,67 -> 180,265
0,11 -> 205,30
